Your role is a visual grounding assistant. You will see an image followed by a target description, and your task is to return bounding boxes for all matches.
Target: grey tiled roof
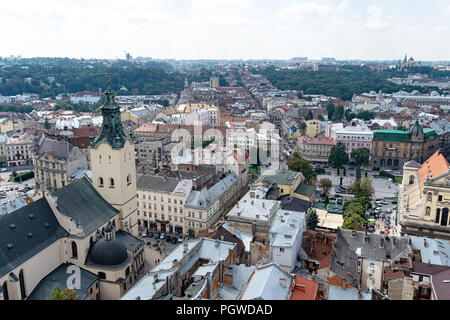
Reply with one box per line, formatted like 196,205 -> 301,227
330,229 -> 411,288
37,138 -> 74,160
0,198 -> 69,278
27,263 -> 98,300
136,175 -> 180,193
51,177 -> 119,236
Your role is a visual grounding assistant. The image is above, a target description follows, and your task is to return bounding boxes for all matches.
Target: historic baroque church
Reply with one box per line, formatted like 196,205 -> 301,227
0,84 -> 145,300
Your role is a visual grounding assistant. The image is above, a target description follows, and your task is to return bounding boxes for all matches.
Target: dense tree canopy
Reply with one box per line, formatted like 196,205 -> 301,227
0,58 -> 184,98
287,152 -> 317,184
351,148 -> 371,166
328,142 -> 349,168
260,65 -> 442,101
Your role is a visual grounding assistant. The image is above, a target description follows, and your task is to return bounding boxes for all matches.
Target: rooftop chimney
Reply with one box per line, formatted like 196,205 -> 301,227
380,238 -> 384,248
295,284 -> 306,292
183,243 -> 189,253
279,278 -> 287,288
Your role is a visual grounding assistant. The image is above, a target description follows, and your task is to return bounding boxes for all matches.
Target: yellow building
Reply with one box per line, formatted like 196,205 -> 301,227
399,151 -> 450,240
306,119 -> 321,138
254,169 -> 304,198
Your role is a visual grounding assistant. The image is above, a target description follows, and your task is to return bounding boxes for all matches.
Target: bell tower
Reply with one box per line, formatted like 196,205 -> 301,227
90,82 -> 138,236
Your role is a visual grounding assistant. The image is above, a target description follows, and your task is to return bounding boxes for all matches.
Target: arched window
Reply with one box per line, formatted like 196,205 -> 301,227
19,269 -> 26,299
435,209 -> 441,223
71,241 -> 78,259
387,159 -> 392,166
394,159 -> 399,167
409,175 -> 415,185
110,178 -> 115,188
427,193 -> 432,202
127,174 -> 131,185
98,177 -> 104,187
2,281 -> 8,301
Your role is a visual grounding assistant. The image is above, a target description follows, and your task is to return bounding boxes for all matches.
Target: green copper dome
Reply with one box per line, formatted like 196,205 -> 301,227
91,84 -> 129,149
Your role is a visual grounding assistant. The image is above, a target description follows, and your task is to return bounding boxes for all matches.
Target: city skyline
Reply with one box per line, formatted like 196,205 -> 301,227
1,0 -> 449,61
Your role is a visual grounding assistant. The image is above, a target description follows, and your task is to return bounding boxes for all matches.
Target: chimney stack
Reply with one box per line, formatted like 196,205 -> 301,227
380,238 -> 384,248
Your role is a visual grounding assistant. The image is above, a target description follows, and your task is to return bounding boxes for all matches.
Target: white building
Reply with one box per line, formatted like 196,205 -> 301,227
334,124 -> 373,156
269,210 -> 306,272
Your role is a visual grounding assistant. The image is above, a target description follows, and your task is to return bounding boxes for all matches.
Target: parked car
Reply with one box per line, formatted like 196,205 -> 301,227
166,235 -> 171,242
160,232 -> 165,240
154,233 -> 160,239
141,229 -> 147,237
0,168 -> 7,172
387,209 -> 392,213
171,237 -> 178,244
178,236 -> 184,243
391,200 -> 398,204
148,231 -> 154,238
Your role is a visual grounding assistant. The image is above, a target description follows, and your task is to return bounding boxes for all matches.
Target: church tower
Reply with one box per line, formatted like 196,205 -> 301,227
90,83 -> 138,236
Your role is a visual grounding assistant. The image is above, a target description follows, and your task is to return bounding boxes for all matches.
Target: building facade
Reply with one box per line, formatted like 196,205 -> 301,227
34,138 -> 89,192
136,175 -> 192,234
371,122 -> 438,169
297,136 -> 335,163
399,151 -> 450,240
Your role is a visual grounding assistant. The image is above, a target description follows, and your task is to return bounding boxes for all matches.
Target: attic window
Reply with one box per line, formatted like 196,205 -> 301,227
7,243 -> 13,249
27,233 -> 33,238
44,223 -> 50,228
29,214 -> 35,219
9,224 -> 16,230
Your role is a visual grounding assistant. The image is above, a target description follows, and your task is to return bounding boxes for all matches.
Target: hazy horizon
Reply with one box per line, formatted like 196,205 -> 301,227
1,0 -> 450,61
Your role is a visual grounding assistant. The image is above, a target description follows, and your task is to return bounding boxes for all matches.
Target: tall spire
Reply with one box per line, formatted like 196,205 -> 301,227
91,80 -> 129,149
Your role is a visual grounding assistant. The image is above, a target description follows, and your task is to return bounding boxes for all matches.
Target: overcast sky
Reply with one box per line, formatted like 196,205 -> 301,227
1,0 -> 449,61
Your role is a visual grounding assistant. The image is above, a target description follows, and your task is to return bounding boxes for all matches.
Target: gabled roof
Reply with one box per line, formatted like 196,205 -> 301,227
290,276 -> 319,300
0,198 -> 69,278
51,177 -> 119,236
37,138 -> 74,160
404,161 -> 421,169
418,150 -> 449,191
294,183 -> 316,198
240,263 -> 292,300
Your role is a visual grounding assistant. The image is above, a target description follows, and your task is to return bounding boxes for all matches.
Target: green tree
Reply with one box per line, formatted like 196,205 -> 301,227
318,178 -> 332,195
326,103 -> 335,120
328,142 -> 349,168
342,213 -> 365,231
332,105 -> 345,121
44,117 -> 50,129
305,110 -> 313,121
48,286 -> 79,300
357,111 -> 375,121
318,114 -> 325,121
306,209 -> 319,230
351,148 -> 370,166
287,154 -> 317,184
345,109 -> 357,122
350,177 -> 374,200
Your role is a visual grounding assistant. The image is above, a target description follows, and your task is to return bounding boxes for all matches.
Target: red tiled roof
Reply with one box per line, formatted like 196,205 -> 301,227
298,135 -> 335,146
418,150 -> 449,191
290,276 -> 319,300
